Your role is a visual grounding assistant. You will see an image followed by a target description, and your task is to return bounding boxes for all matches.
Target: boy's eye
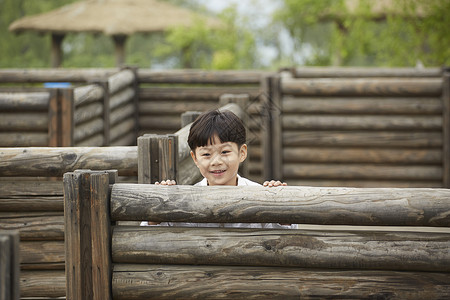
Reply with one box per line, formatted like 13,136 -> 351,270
201,153 -> 210,157
222,150 -> 231,154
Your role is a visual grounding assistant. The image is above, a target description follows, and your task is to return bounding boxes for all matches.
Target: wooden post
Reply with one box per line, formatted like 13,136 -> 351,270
138,134 -> 178,184
112,35 -> 127,67
48,89 -> 60,147
51,33 -> 64,68
443,72 -> 450,188
261,75 -> 273,180
125,67 -> 140,145
98,81 -> 111,146
64,170 -> 117,300
0,231 -> 20,300
181,111 -> 201,128
60,88 -> 74,146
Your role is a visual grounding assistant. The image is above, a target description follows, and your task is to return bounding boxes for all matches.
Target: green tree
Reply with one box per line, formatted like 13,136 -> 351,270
274,0 -> 450,67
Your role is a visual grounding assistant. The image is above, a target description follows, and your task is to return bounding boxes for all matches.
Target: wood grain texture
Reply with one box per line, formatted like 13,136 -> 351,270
0,212 -> 64,240
0,112 -> 48,131
108,69 -> 135,95
110,184 -> 450,226
112,264 -> 450,300
74,84 -> 104,107
20,270 -> 65,298
20,240 -> 65,269
112,226 -> 450,272
0,147 -> 137,177
281,78 -> 442,96
0,92 -> 49,111
293,67 -> 443,78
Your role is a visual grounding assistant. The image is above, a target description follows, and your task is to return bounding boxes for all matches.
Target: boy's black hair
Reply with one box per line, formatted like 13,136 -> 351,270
188,109 -> 246,151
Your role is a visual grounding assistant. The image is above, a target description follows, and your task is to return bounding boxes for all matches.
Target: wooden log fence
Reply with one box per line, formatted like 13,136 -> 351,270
263,68 -> 450,188
0,68 -> 139,148
64,169 -> 450,299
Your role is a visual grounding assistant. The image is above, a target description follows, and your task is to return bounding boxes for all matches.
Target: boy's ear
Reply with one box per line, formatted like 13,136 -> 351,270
239,144 -> 248,163
190,151 -> 198,165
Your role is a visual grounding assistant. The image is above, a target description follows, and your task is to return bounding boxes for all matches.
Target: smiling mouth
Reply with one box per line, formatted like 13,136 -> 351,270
210,170 -> 226,175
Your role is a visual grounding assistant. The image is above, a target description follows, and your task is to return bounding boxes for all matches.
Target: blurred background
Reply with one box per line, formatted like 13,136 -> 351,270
1,0 -> 449,69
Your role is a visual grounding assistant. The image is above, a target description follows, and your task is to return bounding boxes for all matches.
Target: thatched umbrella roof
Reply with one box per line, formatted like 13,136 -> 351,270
9,0 -> 221,67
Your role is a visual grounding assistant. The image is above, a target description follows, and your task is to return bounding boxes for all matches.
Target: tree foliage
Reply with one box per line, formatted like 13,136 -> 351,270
274,0 -> 450,67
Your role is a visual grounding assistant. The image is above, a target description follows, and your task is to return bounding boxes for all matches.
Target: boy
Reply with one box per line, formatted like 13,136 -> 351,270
144,109 -> 293,228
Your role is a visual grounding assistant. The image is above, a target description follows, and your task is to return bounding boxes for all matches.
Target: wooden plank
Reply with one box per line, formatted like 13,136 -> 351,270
271,75 -> 283,180
0,231 -> 20,300
0,133 -> 48,147
75,134 -> 104,147
0,68 -> 118,83
140,101 -> 216,115
48,89 -> 59,147
281,78 -> 443,97
73,84 -> 104,107
282,115 -> 442,131
109,87 -> 134,110
90,171 -> 116,300
137,135 -> 152,184
110,184 -> 450,226
443,73 -> 450,187
0,112 -> 48,131
282,96 -> 442,115
285,179 -> 443,188
0,212 -> 64,241
0,92 -> 49,111
63,171 -> 92,300
112,226 -> 450,272
20,241 -> 65,269
137,69 -> 270,84
283,163 -> 442,181
0,196 -> 63,212
293,67 -> 443,78
74,102 -> 103,125
110,102 -> 135,127
0,147 -> 137,177
99,81 -> 110,146
138,87 -> 261,101
283,131 -> 442,148
283,147 -> 442,164
0,181 -> 62,196
20,270 -> 66,298
260,76 -> 273,180
108,69 -> 135,95
109,118 -> 135,144
74,118 -> 103,143
113,264 -> 450,300
61,88 -> 74,146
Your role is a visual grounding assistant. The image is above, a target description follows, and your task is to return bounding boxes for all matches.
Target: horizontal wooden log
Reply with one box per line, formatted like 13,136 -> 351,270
287,179 -> 443,188
139,87 -> 260,101
282,96 -> 443,115
283,147 -> 442,164
74,101 -> 103,125
110,102 -> 135,127
74,84 -> 104,107
0,147 -> 137,177
109,86 -> 135,110
108,69 -> 135,95
0,112 -> 48,131
113,264 -> 450,300
0,196 -> 63,212
20,241 -> 64,269
113,227 -> 450,272
74,133 -> 104,147
110,184 -> 450,226
0,68 -> 118,83
293,67 -> 443,78
283,163 -> 442,181
139,101 -> 217,114
0,92 -> 49,111
0,212 -> 64,240
110,118 -> 136,142
0,133 -> 47,147
139,115 -> 181,131
282,115 -> 442,131
137,69 -> 270,84
281,78 -> 443,97
283,131 -> 442,148
0,181 -> 62,196
110,133 -> 136,147
74,117 -> 103,143
20,270 -> 65,298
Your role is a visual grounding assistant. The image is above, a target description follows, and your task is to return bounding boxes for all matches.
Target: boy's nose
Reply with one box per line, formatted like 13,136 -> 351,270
211,153 -> 222,165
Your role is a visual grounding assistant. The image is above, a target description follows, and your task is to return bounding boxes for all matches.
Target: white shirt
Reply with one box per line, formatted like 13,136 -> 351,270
141,175 -> 297,229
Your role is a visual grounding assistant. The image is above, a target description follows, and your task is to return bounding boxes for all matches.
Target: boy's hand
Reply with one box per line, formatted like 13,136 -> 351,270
155,180 -> 176,185
263,180 -> 287,187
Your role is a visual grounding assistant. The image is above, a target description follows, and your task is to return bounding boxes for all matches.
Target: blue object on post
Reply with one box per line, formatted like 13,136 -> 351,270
44,82 -> 71,88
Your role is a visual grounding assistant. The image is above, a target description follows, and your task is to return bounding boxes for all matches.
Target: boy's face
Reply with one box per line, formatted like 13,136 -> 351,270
190,134 -> 247,186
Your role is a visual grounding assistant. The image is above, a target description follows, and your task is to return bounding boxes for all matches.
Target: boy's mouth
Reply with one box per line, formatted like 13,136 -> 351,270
210,169 -> 226,175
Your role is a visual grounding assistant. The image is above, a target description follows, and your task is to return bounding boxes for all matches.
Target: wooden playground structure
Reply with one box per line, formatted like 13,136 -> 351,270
0,67 -> 449,299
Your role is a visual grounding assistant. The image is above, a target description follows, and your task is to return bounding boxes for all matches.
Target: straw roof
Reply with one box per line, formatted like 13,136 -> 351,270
9,0 -> 222,36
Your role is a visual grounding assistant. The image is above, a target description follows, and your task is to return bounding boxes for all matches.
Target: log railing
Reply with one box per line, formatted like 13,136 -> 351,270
0,230 -> 20,300
63,169 -> 450,299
